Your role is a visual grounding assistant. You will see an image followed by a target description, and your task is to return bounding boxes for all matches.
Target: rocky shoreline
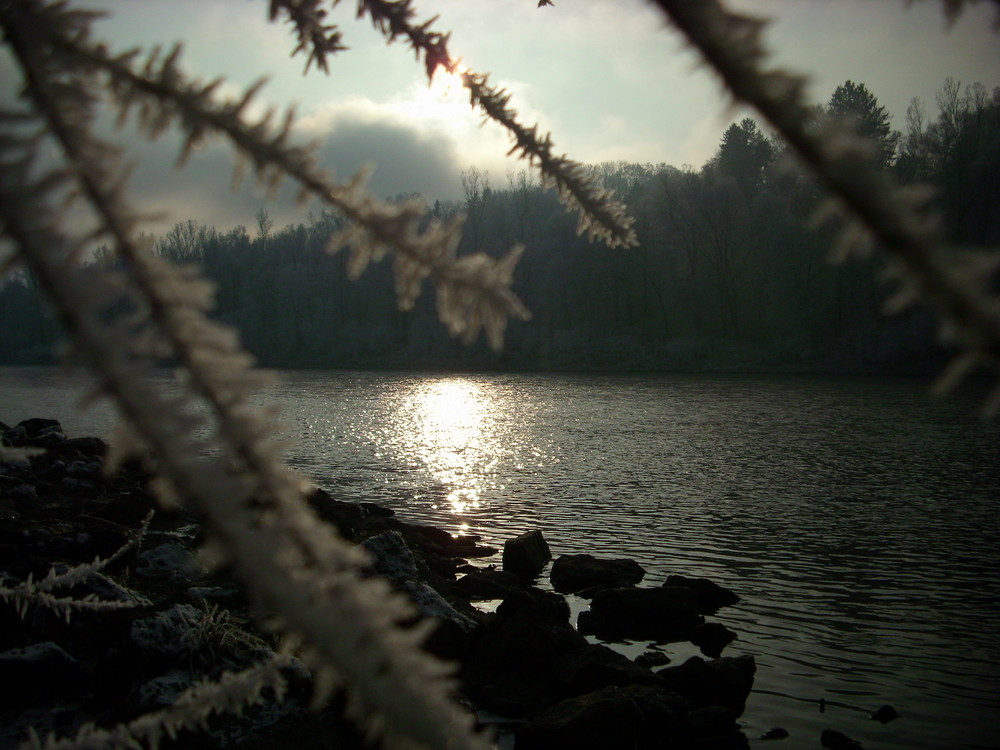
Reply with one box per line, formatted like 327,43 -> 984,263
1,417 -> 864,749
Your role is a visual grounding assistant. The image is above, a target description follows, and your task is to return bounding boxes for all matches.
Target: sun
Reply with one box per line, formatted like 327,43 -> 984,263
427,65 -> 466,98
393,65 -> 468,123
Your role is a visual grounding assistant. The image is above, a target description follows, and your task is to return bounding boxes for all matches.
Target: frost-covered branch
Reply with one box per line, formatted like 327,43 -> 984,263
44,29 -> 529,349
355,0 -> 638,248
268,0 -> 347,73
1,2 -> 494,748
0,512 -> 152,622
22,653 -> 293,750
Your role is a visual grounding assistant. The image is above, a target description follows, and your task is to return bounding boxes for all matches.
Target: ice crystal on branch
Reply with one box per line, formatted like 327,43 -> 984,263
352,0 -> 638,248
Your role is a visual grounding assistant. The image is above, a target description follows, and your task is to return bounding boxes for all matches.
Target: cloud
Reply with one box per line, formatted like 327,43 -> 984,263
110,93 -> 487,236
308,105 -> 465,201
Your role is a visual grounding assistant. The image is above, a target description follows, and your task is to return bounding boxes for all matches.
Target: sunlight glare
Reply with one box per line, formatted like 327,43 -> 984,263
414,378 -> 491,521
396,65 -> 468,123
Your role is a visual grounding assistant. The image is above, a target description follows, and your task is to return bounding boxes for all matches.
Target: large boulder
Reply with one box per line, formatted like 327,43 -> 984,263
502,529 -> 551,580
656,655 -> 756,715
663,575 -> 740,614
515,684 -> 690,750
580,586 -> 703,641
549,554 -> 645,594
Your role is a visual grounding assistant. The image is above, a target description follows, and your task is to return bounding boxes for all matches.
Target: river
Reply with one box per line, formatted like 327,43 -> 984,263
2,366 -> 998,749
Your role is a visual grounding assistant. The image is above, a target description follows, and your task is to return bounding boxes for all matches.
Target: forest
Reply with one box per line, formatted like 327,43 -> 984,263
2,77 -> 997,373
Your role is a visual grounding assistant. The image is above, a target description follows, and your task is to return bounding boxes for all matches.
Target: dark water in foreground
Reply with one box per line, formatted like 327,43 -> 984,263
3,367 -> 999,749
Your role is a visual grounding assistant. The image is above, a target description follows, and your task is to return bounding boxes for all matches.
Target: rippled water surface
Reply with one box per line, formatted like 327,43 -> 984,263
3,367 -> 999,748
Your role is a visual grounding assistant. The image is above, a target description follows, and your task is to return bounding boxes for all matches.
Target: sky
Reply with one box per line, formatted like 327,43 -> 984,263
4,0 -> 1000,236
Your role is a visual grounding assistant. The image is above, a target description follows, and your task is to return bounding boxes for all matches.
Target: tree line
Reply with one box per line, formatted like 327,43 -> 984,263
3,78 -> 997,372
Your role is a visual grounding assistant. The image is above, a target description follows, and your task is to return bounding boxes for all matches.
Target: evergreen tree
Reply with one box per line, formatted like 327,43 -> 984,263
828,80 -> 900,168
714,117 -> 774,194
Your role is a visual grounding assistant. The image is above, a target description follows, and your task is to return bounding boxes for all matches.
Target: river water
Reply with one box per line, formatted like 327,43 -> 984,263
2,366 -> 998,749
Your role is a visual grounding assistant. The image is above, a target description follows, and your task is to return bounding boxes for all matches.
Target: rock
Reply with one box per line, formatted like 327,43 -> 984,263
4,418 -> 64,448
95,489 -> 159,526
1,425 -> 27,447
33,429 -> 67,448
634,649 -> 671,668
402,580 -> 478,661
496,587 -> 570,623
549,553 -> 645,594
57,477 -> 103,498
761,727 -> 790,740
134,542 -> 206,582
656,655 -> 756,715
0,641 -> 86,706
689,621 -> 737,658
870,704 -> 899,723
463,588 -> 586,715
515,684 -> 690,750
135,669 -> 197,710
362,530 -> 418,582
453,568 -> 525,600
821,728 -> 864,749
64,459 -> 102,478
552,643 -> 663,697
405,524 -> 497,558
663,575 -> 740,614
583,586 -> 703,641
402,580 -> 478,631
58,436 -> 108,457
18,418 -> 62,440
130,603 -> 203,661
2,483 -> 36,500
502,529 -> 551,580
307,489 -> 366,538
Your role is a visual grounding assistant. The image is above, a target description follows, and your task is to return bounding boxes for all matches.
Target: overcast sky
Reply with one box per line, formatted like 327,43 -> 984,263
5,0 -> 1000,235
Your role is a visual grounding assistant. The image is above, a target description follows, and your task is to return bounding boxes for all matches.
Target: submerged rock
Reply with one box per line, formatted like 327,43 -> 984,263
549,553 -> 645,594
761,726 -> 790,740
870,704 -> 899,723
821,728 -> 865,749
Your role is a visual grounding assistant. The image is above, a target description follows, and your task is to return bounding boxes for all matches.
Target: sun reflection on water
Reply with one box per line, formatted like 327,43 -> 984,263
408,378 -> 496,524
